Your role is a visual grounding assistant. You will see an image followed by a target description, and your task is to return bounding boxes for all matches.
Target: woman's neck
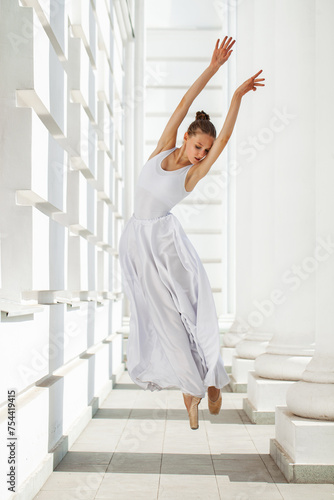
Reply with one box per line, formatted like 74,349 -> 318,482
174,145 -> 192,167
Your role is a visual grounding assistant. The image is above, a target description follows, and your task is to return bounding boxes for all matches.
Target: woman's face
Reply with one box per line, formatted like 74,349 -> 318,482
184,131 -> 214,164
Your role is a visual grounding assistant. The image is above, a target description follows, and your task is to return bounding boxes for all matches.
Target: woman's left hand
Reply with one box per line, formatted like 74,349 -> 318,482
235,69 -> 265,97
210,36 -> 236,70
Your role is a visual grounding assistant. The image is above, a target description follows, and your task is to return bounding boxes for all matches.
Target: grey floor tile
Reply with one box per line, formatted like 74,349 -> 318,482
54,451 -> 113,472
39,471 -> 104,491
212,459 -> 266,472
214,467 -> 274,483
245,423 -> 276,436
93,408 -> 132,419
212,453 -> 265,461
54,463 -> 108,473
161,453 -> 214,475
162,453 -> 213,465
34,491 -> 96,500
96,472 -> 160,499
259,453 -> 287,483
120,418 -> 166,436
277,483 -> 334,500
57,451 -> 113,465
73,433 -> 121,448
76,419 -> 127,435
129,408 -> 167,419
115,437 -> 165,454
101,390 -> 140,409
161,464 -> 214,476
213,453 -> 275,482
216,478 -> 283,500
96,490 -> 159,498
106,452 -> 162,474
166,408 -> 191,420
69,441 -> 119,453
158,474 -> 221,499
202,408 -> 246,425
205,423 -> 251,437
208,440 -> 259,455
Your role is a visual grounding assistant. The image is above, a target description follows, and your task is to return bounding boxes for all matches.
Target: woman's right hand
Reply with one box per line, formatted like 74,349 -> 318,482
209,36 -> 236,71
235,70 -> 265,97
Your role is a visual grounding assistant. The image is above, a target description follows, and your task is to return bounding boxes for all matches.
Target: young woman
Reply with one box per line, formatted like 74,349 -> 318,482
119,36 -> 265,429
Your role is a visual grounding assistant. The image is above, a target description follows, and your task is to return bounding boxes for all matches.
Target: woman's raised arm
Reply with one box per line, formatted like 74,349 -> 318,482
148,36 -> 235,160
185,69 -> 265,191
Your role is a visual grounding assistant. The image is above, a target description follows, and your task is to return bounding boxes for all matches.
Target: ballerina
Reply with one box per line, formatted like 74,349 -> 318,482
119,36 -> 265,429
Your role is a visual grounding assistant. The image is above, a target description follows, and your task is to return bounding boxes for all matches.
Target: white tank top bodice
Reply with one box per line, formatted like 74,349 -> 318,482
133,148 -> 193,220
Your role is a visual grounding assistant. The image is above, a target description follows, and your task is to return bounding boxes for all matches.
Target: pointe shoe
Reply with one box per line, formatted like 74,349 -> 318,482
183,394 -> 201,430
208,389 -> 222,415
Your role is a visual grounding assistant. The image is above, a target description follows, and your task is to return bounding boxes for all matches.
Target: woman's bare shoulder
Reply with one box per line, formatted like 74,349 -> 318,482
147,143 -> 176,162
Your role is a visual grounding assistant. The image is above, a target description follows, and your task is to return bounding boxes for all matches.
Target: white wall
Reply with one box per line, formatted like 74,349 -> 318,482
0,1 -> 134,497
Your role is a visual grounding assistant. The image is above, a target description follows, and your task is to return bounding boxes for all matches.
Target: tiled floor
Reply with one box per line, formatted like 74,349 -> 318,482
34,371 -> 334,500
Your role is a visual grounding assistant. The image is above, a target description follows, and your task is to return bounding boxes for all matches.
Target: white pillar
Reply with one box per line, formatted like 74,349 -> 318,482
271,0 -> 334,483
120,0 -> 144,330
134,0 -> 145,178
124,41 -> 135,223
122,36 -> 135,319
220,0 -> 244,373
285,0 -> 334,421
241,0 -> 316,423
229,0 -> 278,392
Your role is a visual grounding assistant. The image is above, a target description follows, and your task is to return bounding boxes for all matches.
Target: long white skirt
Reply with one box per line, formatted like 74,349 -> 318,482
118,212 -> 230,398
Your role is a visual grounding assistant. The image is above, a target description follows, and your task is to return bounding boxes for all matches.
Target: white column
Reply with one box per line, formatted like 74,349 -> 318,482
134,0 -> 146,179
241,0 -> 316,423
120,0 -> 144,335
229,0 -> 277,392
124,40 -> 135,222
219,0 -> 244,372
122,37 -> 135,320
286,1 -> 334,420
271,0 -> 334,483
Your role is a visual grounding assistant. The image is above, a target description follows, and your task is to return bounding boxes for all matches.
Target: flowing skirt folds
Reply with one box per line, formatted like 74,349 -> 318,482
119,212 -> 230,398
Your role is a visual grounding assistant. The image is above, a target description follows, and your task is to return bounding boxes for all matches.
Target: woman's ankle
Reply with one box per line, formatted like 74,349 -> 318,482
183,393 -> 192,411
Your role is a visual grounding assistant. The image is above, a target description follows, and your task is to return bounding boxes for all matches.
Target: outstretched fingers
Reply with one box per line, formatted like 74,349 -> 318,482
252,70 -> 265,87
252,80 -> 265,91
226,39 -> 236,52
220,36 -> 236,51
237,70 -> 265,96
254,78 -> 265,86
252,69 -> 263,79
219,36 -> 228,48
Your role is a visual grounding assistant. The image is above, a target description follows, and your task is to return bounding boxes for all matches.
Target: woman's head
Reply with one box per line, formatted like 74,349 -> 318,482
183,110 -> 216,164
187,110 -> 216,139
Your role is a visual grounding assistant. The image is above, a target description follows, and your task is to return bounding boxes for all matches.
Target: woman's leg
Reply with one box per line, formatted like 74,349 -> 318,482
183,393 -> 192,412
182,393 -> 202,430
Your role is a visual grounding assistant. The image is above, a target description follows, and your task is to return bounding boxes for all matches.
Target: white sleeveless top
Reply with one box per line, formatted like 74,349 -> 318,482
134,148 -> 193,220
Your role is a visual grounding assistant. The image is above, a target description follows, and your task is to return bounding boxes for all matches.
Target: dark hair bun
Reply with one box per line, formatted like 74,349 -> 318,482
196,110 -> 210,121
